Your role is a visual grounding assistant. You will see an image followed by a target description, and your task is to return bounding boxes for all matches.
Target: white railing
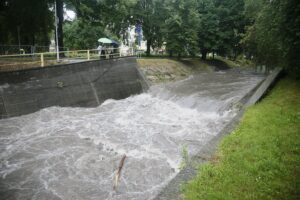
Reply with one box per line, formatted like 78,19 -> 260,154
0,47 -> 135,71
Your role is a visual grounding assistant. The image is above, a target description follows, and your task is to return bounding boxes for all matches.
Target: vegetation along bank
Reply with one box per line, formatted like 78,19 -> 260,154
183,77 -> 300,200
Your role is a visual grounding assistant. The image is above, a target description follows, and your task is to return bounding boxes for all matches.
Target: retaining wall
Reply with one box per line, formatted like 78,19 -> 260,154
0,57 -> 148,118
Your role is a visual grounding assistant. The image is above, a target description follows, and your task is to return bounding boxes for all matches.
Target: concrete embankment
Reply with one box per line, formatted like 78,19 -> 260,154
0,57 -> 148,118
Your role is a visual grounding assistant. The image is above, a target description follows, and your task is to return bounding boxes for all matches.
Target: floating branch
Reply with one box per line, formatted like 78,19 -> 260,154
113,154 -> 127,191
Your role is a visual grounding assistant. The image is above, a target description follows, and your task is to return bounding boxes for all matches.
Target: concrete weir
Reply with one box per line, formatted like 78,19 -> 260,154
0,57 -> 148,118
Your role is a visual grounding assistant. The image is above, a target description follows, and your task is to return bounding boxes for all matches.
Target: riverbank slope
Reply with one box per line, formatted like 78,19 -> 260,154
183,77 -> 300,200
137,57 -> 249,84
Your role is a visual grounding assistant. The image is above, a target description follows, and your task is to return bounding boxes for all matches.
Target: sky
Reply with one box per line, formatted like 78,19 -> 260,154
65,9 -> 76,21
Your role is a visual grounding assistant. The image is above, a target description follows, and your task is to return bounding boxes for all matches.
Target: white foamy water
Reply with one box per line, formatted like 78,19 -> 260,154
0,71 -> 264,200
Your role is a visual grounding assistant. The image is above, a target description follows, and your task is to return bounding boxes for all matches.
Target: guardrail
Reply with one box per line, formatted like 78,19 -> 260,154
0,47 -> 135,72
0,45 -> 69,55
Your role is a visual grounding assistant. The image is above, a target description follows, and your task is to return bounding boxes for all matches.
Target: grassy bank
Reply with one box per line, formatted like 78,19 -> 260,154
137,58 -> 211,84
136,57 -> 250,84
183,78 -> 300,200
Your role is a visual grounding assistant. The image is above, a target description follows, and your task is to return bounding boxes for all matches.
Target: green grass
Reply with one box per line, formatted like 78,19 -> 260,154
215,55 -> 255,68
183,78 -> 300,200
137,58 -> 211,84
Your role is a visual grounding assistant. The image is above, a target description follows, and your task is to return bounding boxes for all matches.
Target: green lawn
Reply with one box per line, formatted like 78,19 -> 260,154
183,78 -> 300,200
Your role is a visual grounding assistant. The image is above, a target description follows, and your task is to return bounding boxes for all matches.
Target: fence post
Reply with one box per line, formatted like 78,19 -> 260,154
87,50 -> 90,60
119,48 -> 121,57
40,53 -> 44,67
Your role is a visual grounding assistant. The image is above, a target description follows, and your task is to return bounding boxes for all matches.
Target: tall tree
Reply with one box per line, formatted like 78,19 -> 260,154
164,0 -> 199,57
133,0 -> 167,55
67,0 -> 135,43
243,0 -> 300,75
64,19 -> 105,49
55,0 -> 64,51
214,0 -> 245,59
197,0 -> 219,59
279,0 -> 300,75
0,0 -> 53,47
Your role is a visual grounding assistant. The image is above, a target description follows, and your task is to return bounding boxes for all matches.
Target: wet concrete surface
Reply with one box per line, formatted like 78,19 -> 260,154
0,57 -> 147,118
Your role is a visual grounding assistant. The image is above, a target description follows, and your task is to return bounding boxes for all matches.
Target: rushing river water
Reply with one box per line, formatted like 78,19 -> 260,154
0,70 -> 264,200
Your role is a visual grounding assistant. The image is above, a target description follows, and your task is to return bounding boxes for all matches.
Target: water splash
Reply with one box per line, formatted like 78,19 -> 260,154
0,70 -> 263,200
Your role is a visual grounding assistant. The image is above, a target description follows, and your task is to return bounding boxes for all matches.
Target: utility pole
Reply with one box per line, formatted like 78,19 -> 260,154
54,1 -> 60,61
17,26 -> 21,54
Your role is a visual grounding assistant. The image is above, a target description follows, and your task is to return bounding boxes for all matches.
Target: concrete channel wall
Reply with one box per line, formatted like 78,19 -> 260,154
0,57 -> 148,119
155,68 -> 283,200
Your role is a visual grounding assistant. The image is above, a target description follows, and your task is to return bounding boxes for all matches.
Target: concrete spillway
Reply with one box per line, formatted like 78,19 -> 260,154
0,60 -> 270,199
0,57 -> 147,118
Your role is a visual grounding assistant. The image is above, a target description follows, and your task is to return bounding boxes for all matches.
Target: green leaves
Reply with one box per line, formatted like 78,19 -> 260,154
63,19 -> 105,49
196,0 -> 246,59
243,0 -> 300,75
0,0 -> 54,46
132,0 -> 168,54
2,0 -> 298,75
164,0 -> 199,57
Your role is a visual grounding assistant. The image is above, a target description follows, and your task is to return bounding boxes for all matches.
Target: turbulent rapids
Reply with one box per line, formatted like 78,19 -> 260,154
0,70 -> 264,200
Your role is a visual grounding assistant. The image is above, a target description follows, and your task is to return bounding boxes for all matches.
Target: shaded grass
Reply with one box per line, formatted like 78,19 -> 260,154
137,57 -> 211,70
183,78 -> 300,200
136,57 -> 253,84
215,55 -> 255,68
137,58 -> 211,84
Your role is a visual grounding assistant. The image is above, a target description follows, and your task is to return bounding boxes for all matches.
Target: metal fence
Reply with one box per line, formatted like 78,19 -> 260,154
0,47 -> 135,72
0,45 -> 69,55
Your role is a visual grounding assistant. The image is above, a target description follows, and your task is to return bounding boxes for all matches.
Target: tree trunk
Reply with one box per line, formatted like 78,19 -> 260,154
32,33 -> 35,46
201,49 -> 207,60
177,53 -> 181,59
146,39 -> 151,56
43,29 -> 49,46
56,0 -> 64,52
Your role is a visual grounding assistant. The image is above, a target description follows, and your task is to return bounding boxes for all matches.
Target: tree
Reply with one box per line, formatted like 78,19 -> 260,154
242,0 -> 300,76
164,0 -> 199,57
133,0 -> 167,55
67,0 -> 136,45
214,0 -> 245,59
0,0 -> 53,46
197,0 -> 219,59
64,19 -> 105,49
55,0 -> 64,51
279,0 -> 300,75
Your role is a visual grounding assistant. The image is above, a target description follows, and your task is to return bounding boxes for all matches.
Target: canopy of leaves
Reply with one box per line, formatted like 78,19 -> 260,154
164,0 -> 199,57
0,0 -> 53,46
243,0 -> 300,75
1,0 -> 299,74
63,19 -> 105,50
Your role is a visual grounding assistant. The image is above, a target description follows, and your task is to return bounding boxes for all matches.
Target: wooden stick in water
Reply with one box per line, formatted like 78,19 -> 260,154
113,154 -> 126,191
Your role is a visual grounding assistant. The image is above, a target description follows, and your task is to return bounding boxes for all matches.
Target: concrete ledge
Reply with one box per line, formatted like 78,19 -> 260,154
0,57 -> 147,118
246,68 -> 282,106
154,68 -> 283,200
